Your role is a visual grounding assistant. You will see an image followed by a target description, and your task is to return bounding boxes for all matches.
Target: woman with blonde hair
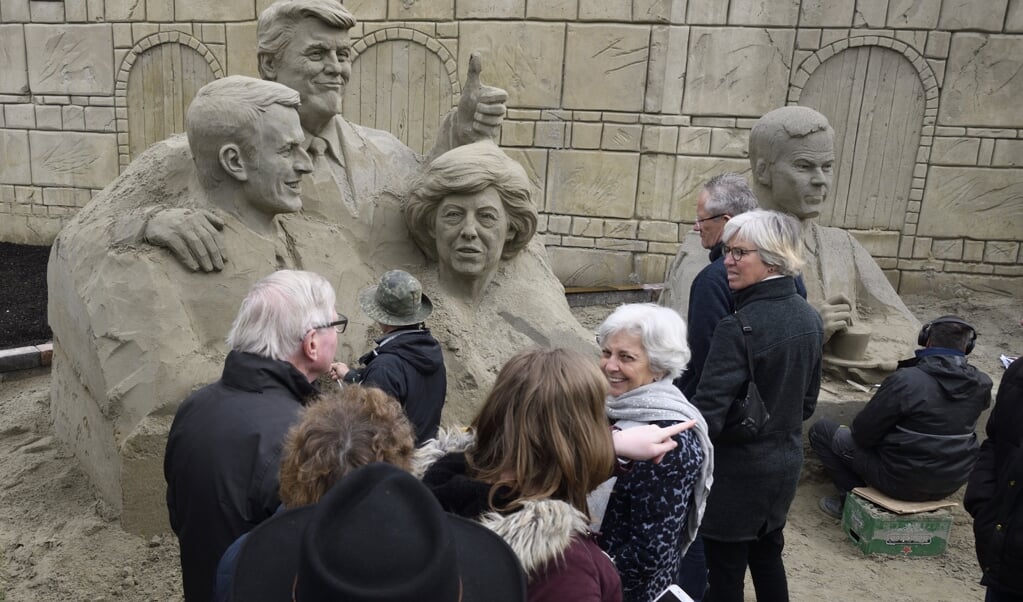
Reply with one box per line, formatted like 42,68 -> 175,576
691,209 -> 823,602
418,347 -> 690,602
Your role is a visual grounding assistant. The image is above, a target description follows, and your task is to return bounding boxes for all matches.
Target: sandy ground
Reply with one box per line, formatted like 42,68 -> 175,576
0,290 -> 1018,601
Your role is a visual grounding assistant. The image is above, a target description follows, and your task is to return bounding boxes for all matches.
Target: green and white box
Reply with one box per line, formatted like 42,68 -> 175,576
841,492 -> 952,557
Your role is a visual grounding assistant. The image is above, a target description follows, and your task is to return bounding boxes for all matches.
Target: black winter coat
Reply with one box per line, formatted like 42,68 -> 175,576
676,244 -> 808,399
344,327 -> 446,444
692,276 -> 823,541
164,351 -> 316,602
965,356 -> 1023,595
853,351 -> 992,500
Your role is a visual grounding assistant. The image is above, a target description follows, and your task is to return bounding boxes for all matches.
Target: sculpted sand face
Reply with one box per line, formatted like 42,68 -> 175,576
764,130 -> 835,221
434,187 -> 510,289
241,103 -> 311,219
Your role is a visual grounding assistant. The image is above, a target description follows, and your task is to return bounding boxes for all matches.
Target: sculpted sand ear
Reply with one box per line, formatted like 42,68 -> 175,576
218,144 -> 246,182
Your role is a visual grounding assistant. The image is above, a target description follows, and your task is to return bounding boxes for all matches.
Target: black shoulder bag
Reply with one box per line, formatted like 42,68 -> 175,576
717,312 -> 770,444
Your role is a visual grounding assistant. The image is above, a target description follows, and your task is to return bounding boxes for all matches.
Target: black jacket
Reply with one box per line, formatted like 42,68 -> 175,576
675,244 -> 808,399
164,351 -> 317,602
965,356 -> 1023,594
344,327 -> 446,444
692,276 -> 823,541
852,350 -> 992,500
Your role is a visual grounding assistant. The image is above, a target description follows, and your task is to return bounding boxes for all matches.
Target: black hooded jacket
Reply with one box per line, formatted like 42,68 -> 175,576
344,327 -> 446,444
852,351 -> 992,499
965,356 -> 1023,595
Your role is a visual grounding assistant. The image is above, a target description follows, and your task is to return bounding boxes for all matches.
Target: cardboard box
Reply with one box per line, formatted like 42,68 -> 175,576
842,492 -> 952,557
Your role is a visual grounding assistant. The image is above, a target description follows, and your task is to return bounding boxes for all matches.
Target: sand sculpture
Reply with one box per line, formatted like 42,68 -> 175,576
405,141 -> 595,425
48,76 -> 311,532
663,106 -> 919,383
48,0 -> 592,534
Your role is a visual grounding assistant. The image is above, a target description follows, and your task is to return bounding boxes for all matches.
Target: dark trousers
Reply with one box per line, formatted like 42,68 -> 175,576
810,418 -> 959,502
677,536 -> 707,601
987,588 -> 1023,602
703,527 -> 788,602
808,418 -> 870,493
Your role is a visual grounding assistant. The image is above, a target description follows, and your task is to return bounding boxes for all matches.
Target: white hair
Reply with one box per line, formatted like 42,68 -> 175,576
596,303 -> 691,380
722,210 -> 804,276
226,270 -> 336,361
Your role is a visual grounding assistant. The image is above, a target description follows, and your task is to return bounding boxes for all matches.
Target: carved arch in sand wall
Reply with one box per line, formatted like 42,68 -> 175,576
344,28 -> 461,155
789,37 -> 940,233
116,33 -> 224,170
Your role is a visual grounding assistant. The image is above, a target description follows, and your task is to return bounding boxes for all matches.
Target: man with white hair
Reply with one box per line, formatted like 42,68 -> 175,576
164,269 -> 345,602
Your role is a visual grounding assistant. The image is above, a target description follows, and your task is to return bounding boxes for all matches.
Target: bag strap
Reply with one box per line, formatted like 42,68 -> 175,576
734,312 -> 756,380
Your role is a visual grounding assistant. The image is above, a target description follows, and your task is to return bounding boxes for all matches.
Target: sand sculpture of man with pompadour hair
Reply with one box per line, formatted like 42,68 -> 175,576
748,105 -> 919,381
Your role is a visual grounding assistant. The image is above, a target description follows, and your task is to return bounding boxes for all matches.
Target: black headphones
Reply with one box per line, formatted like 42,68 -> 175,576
917,315 -> 977,355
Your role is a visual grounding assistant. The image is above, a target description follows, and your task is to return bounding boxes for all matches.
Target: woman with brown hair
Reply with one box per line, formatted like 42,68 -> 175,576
418,347 -> 689,602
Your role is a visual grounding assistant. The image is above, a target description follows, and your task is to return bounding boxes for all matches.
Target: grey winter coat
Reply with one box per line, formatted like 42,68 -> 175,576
691,276 -> 823,541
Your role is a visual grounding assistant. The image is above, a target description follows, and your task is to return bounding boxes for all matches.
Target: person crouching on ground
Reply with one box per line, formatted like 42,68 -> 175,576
810,315 -> 992,517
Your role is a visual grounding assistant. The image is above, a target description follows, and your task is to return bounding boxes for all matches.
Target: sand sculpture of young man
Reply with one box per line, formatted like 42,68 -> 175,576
748,106 -> 919,381
47,76 -> 314,532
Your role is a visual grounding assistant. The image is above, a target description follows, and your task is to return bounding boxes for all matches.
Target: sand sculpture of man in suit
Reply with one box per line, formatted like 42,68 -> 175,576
748,106 -> 918,381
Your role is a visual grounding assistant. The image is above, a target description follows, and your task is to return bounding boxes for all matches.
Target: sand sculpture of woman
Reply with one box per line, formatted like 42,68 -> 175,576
405,140 -> 538,303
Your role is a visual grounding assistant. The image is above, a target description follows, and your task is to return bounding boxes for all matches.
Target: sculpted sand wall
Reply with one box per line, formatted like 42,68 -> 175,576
2,0 -> 1021,290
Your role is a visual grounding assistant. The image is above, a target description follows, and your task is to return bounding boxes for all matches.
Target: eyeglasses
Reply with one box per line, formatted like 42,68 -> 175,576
309,313 -> 348,335
722,245 -> 759,262
694,213 -> 726,225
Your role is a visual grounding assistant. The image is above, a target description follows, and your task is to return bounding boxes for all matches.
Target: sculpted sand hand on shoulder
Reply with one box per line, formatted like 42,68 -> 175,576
48,76 -> 314,533
142,0 -> 509,273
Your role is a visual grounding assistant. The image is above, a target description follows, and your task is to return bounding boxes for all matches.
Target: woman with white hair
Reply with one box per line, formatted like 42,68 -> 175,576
691,210 -> 823,602
594,303 -> 714,602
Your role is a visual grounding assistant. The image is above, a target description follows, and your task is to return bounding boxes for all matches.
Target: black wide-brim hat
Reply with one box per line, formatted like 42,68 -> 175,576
230,463 -> 526,602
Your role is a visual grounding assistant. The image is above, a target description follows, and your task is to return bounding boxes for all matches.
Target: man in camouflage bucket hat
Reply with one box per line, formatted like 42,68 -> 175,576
333,270 -> 447,443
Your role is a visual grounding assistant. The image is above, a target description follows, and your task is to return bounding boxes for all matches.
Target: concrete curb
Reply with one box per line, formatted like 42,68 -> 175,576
0,342 -> 53,373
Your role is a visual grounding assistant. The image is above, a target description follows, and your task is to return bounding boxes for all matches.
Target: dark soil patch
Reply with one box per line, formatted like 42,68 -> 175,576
0,242 -> 51,349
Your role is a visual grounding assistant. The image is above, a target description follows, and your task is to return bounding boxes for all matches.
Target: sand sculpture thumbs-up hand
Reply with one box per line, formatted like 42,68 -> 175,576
451,52 -> 508,147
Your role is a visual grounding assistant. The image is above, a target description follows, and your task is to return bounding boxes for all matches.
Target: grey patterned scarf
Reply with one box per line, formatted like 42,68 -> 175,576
589,378 -> 715,557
